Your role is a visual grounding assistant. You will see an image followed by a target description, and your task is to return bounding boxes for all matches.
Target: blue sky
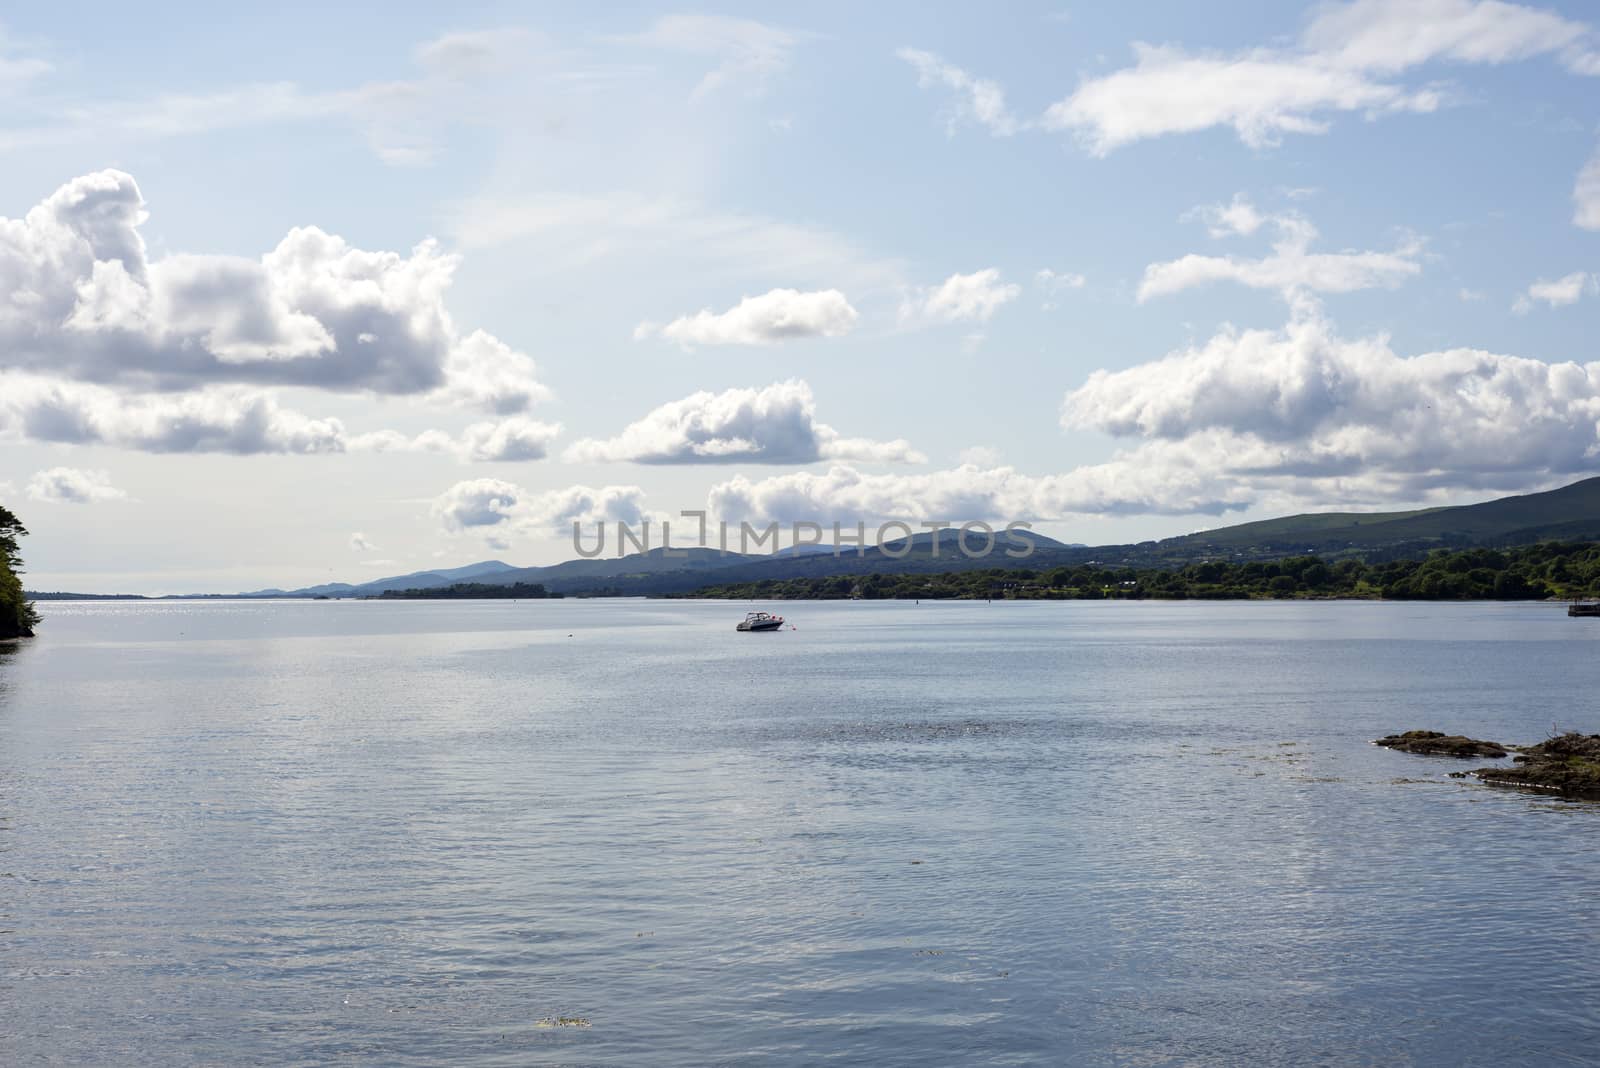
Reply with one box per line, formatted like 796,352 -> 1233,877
2,1 -> 1598,592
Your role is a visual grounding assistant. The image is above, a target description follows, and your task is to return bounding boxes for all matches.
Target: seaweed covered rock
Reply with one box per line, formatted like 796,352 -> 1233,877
1473,733 -> 1600,797
1375,730 -> 1509,759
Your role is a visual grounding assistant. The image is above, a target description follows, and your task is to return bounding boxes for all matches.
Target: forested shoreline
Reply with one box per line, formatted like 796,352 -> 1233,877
375,581 -> 562,600
1,505 -> 40,638
684,542 -> 1600,602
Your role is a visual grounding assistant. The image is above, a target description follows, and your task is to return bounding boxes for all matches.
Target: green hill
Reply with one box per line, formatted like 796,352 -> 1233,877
1161,477 -> 1600,559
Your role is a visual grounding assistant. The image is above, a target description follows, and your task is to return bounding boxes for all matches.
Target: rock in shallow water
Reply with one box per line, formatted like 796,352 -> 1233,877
1473,733 -> 1600,797
1375,730 -> 1509,759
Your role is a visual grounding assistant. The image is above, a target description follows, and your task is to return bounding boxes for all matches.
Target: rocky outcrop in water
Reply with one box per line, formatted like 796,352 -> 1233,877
1473,733 -> 1600,797
1375,731 -> 1509,759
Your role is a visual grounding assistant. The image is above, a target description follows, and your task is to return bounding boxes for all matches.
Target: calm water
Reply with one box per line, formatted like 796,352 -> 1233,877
3,599 -> 1600,1066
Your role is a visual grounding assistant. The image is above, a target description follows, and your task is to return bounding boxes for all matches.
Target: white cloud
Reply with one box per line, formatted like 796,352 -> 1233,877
564,380 -> 923,465
1043,43 -> 1440,154
1044,0 -> 1600,153
901,268 -> 1020,324
1512,271 -> 1597,313
0,373 -> 557,460
1035,268 -> 1087,309
637,288 -> 858,347
1301,0 -> 1595,73
0,375 -> 348,454
897,48 -> 1023,136
433,478 -> 524,530
622,15 -> 812,99
1189,193 -> 1268,237
705,299 -> 1600,526
1576,146 -> 1600,230
348,417 -> 561,462
26,467 -> 127,504
1062,301 -> 1600,501
431,331 -> 552,415
350,532 -> 378,552
432,478 -> 654,536
1138,207 -> 1421,301
707,457 -> 1253,527
0,170 -> 548,412
456,417 -> 564,462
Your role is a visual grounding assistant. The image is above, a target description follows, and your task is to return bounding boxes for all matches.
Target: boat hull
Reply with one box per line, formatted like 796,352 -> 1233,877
736,620 -> 784,631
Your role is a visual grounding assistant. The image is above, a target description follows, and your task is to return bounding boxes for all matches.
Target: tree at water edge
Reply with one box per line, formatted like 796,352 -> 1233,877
0,504 -> 39,638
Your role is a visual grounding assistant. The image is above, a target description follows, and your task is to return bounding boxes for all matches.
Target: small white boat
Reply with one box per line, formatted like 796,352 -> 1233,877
736,611 -> 785,632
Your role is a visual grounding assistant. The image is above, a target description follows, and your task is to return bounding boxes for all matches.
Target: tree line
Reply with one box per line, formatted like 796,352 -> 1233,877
685,542 -> 1600,602
1,505 -> 40,638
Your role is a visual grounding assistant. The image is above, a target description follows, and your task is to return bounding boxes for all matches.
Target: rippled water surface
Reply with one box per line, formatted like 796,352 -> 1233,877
4,598 -> 1600,1065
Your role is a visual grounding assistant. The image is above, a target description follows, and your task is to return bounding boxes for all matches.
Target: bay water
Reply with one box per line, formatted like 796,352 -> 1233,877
3,599 -> 1599,1065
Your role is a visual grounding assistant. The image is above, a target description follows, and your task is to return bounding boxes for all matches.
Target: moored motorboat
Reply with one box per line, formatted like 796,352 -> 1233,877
736,611 -> 785,631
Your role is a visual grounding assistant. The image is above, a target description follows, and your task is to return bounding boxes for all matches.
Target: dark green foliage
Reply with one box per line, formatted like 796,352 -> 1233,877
0,504 -> 40,638
375,581 -> 562,600
683,541 -> 1600,602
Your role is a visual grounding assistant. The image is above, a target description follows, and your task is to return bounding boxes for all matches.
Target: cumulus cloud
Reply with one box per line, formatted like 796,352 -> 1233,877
348,417 -> 562,462
454,417 -> 563,462
1138,205 -> 1421,301
901,268 -> 1020,325
432,478 -> 654,536
1062,301 -> 1600,501
0,170 -> 548,413
897,48 -> 1023,136
1513,271 -> 1597,313
1576,146 -> 1600,230
636,288 -> 858,346
714,300 -> 1600,527
26,467 -> 127,504
707,456 -> 1254,528
1044,0 -> 1599,153
0,373 -> 557,460
1035,268 -> 1086,309
0,375 -> 347,454
564,380 -> 923,465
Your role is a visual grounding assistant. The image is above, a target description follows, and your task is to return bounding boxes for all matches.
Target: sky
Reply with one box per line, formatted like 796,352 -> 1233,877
2,0 -> 1599,594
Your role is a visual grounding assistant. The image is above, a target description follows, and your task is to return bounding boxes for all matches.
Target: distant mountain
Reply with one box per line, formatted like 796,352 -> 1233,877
504,528 -> 1077,596
224,530 -> 1077,600
245,559 -> 522,599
